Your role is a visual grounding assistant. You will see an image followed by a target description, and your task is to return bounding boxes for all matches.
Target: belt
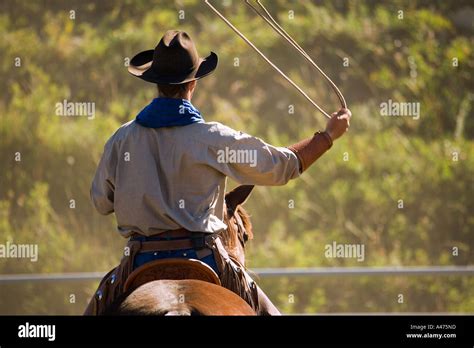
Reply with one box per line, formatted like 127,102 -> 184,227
130,228 -> 208,251
131,228 -> 193,240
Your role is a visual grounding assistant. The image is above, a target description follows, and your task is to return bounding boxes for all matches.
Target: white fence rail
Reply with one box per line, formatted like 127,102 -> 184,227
1,266 -> 473,283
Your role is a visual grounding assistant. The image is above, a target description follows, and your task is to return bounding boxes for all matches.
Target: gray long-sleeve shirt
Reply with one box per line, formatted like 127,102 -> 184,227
91,120 -> 300,237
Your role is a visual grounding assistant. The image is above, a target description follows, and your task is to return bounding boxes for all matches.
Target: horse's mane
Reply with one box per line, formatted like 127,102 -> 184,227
221,205 -> 253,254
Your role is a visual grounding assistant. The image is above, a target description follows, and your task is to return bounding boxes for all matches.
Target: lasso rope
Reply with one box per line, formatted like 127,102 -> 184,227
205,0 -> 347,119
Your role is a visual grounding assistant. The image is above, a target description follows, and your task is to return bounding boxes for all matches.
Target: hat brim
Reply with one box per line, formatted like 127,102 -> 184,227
128,50 -> 218,84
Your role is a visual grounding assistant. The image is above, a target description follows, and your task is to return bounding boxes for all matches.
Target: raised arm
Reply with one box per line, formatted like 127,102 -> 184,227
206,108 -> 351,185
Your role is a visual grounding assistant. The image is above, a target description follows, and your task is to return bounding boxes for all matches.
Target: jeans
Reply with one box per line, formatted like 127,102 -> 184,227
131,235 -> 219,274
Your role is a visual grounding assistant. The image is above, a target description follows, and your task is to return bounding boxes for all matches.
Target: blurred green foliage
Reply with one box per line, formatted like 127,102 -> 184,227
0,0 -> 473,314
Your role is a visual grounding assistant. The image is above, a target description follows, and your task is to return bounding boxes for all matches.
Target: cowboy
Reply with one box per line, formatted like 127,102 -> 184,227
85,30 -> 351,315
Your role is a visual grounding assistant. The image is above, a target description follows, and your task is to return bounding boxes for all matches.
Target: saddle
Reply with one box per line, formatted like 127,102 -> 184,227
123,258 -> 221,293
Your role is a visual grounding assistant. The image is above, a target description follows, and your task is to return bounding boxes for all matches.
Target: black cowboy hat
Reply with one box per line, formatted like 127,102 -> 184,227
128,30 -> 218,84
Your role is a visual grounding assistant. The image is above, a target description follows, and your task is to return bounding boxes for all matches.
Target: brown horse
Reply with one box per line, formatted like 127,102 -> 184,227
111,185 -> 257,315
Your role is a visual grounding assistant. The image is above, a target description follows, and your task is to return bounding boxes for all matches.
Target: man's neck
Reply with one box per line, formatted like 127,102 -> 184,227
158,94 -> 192,101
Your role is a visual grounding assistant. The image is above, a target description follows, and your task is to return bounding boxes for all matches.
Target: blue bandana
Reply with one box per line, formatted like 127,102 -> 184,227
135,98 -> 204,128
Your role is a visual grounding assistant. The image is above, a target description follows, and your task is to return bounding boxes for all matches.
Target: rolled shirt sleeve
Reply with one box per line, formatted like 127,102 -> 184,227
203,123 -> 301,185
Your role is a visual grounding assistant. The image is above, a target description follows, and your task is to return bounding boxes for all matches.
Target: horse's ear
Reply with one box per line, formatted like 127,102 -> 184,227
225,185 -> 254,212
